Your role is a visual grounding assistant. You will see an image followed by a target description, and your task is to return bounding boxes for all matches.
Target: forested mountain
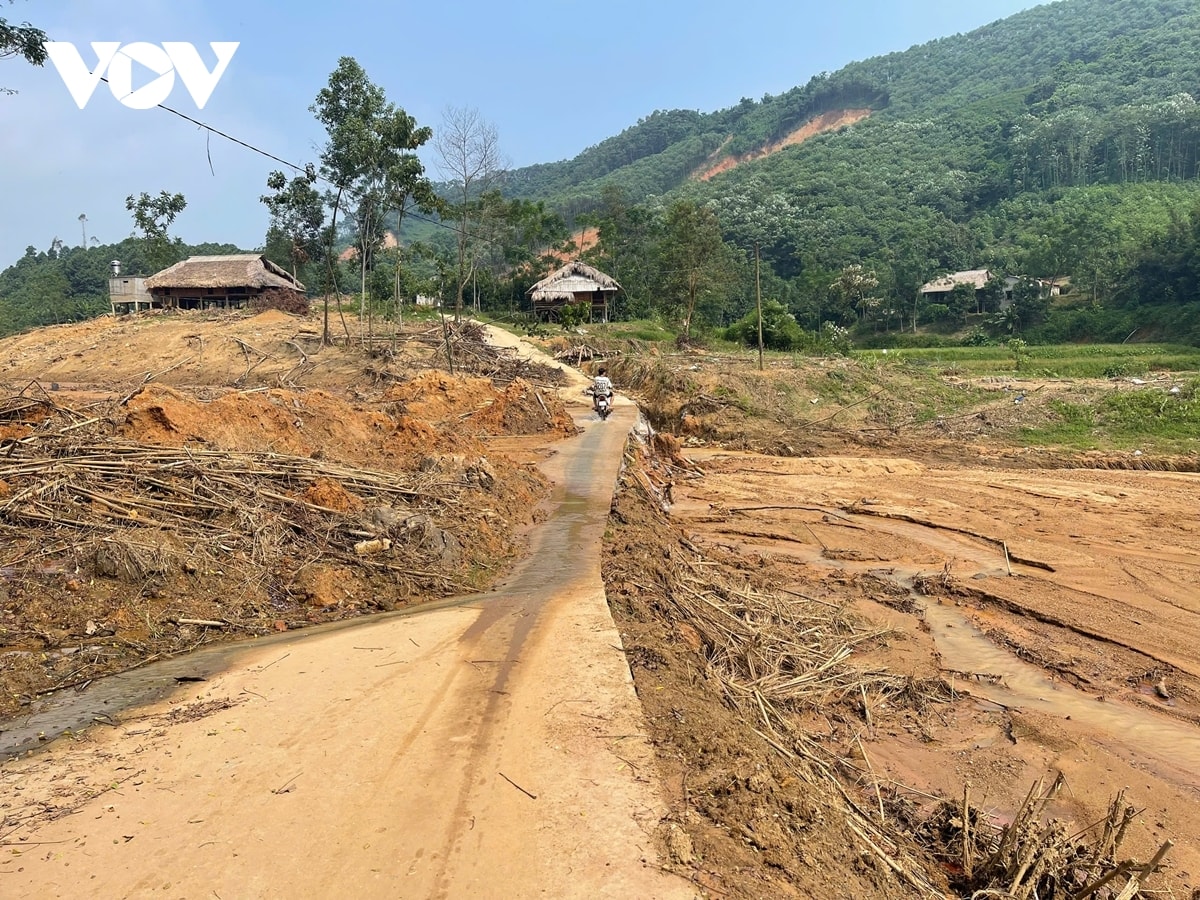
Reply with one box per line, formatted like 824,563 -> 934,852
501,0 -> 1200,343
7,0 -> 1200,345
512,0 -> 1200,206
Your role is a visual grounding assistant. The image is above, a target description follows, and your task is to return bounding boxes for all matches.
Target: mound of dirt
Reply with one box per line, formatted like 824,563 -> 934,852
248,308 -> 299,326
0,331 -> 577,721
383,371 -> 578,439
121,383 -> 454,461
302,477 -> 364,512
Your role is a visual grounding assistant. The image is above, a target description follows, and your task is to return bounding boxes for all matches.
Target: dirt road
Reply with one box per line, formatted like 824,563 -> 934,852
1,392 -> 692,898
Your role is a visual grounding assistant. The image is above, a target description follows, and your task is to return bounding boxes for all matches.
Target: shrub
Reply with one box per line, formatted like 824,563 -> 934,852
724,300 -> 805,350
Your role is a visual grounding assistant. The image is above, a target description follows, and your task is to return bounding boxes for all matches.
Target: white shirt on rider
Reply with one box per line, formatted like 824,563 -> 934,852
592,375 -> 613,396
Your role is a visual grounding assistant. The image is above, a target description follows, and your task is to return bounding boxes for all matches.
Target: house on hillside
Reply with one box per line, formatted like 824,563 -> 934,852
922,269 -> 1066,311
145,254 -> 306,311
528,261 -> 620,322
919,269 -> 996,304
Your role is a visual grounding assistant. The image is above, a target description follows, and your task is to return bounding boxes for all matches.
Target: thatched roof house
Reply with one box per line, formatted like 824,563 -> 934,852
145,254 -> 305,310
528,261 -> 620,322
919,269 -> 994,298
920,268 -> 1063,310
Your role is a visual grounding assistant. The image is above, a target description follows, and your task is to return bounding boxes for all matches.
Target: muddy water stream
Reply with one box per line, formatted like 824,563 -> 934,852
0,591 -> 492,759
698,504 -> 1200,787
923,600 -> 1200,787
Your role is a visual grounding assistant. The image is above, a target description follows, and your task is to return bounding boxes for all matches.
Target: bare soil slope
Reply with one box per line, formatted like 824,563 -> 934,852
590,349 -> 1197,899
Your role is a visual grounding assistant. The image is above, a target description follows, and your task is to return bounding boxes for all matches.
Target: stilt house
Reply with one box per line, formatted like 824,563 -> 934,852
528,261 -> 619,323
144,254 -> 305,310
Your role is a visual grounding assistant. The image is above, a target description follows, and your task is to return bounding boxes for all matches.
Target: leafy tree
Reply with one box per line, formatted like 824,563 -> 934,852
1011,277 -> 1051,331
829,265 -> 880,323
989,278 -> 1049,334
659,199 -> 736,340
19,268 -> 71,324
980,275 -> 1008,315
1,1 -> 46,95
725,299 -> 804,350
583,185 -> 662,319
945,283 -> 978,324
311,57 -> 438,343
125,191 -> 187,273
261,169 -> 324,283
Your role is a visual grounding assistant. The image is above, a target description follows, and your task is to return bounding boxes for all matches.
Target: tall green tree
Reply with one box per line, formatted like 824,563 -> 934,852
261,169 -> 325,284
830,264 -> 880,323
311,57 -> 438,343
659,199 -> 736,340
125,191 -> 187,273
583,185 -> 662,319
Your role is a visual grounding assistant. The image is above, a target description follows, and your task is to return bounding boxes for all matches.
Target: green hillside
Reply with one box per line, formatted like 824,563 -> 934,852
500,0 -> 1200,344
7,0 -> 1200,345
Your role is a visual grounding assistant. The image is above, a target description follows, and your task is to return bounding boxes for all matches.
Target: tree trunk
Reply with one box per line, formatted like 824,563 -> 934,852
322,186 -> 345,346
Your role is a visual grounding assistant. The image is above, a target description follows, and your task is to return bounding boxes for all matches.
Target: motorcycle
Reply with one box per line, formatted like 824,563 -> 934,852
588,388 -> 613,421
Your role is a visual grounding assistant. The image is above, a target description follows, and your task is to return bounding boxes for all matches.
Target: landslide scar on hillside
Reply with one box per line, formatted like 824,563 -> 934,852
695,108 -> 874,181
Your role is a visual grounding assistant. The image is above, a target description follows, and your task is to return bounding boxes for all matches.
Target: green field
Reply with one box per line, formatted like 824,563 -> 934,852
853,343 -> 1200,378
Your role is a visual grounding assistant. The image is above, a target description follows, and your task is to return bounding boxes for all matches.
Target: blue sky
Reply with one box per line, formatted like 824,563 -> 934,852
0,0 -> 1046,267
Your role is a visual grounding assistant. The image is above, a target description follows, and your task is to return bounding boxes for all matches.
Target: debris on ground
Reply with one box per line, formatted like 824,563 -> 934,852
0,317 -> 577,716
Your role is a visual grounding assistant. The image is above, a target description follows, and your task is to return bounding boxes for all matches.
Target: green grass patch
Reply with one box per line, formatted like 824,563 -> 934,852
855,343 -> 1200,377
586,319 -> 676,343
1019,380 -> 1200,451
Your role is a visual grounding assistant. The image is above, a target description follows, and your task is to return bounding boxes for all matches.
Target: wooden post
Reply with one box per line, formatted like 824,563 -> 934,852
755,242 -> 764,371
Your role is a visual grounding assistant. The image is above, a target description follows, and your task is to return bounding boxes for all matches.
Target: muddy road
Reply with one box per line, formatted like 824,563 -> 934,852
0,400 -> 693,899
668,451 -> 1200,893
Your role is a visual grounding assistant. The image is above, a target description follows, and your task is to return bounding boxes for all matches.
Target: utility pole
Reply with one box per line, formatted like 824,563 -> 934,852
755,242 -> 764,371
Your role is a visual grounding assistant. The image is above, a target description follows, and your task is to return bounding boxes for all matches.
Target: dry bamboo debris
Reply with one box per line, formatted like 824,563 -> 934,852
663,565 -> 912,723
364,323 -> 565,388
0,434 -> 463,574
616,461 -> 1175,900
0,390 -> 97,427
912,778 -> 1173,900
448,329 -> 566,388
553,343 -> 608,365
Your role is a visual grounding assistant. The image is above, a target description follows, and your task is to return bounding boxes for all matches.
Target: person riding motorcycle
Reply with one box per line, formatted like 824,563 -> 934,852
589,368 -> 614,416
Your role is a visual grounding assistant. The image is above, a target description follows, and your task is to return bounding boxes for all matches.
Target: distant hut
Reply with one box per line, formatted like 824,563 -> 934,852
144,254 -> 305,311
528,261 -> 619,323
919,269 -> 995,304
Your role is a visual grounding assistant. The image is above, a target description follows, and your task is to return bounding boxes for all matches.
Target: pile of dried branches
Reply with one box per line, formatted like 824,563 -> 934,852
366,320 -> 567,388
911,777 -> 1173,899
553,343 -> 608,366
615,445 -> 949,895
1,424 -> 464,584
664,562 -> 907,736
443,321 -> 567,387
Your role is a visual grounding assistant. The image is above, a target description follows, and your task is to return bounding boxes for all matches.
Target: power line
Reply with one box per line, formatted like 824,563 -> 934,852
110,76 -> 499,246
